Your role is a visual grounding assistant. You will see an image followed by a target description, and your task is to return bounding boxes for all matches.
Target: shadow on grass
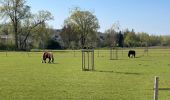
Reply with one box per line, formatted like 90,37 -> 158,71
159,88 -> 170,91
49,62 -> 59,65
135,55 -> 144,58
41,62 -> 59,64
95,70 -> 141,75
150,88 -> 170,91
109,59 -> 131,61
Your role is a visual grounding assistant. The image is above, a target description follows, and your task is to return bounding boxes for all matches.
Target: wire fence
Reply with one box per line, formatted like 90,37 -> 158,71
0,48 -> 170,99
1,48 -> 170,58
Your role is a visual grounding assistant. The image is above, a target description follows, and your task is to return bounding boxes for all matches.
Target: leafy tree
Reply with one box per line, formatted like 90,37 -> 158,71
60,22 -> 79,49
137,32 -> 150,46
46,39 -> 62,49
64,8 -> 100,48
124,29 -> 139,47
0,0 -> 31,49
20,10 -> 53,50
149,35 -> 162,46
0,0 -> 53,50
161,36 -> 170,46
117,31 -> 124,47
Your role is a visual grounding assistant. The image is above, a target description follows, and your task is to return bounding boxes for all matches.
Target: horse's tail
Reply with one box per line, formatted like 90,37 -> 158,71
42,52 -> 45,63
51,53 -> 54,63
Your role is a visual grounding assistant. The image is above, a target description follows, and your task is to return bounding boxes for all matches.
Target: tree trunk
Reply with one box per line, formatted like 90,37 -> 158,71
14,25 -> 19,50
14,6 -> 19,50
81,36 -> 85,49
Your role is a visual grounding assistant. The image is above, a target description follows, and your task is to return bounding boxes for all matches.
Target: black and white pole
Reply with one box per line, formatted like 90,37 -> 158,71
154,76 -> 159,100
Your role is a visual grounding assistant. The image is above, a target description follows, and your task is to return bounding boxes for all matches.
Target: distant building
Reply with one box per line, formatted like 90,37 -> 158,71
0,34 -> 13,44
98,32 -> 105,42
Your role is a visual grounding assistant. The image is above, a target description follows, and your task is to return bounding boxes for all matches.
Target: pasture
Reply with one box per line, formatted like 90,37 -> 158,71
0,48 -> 170,100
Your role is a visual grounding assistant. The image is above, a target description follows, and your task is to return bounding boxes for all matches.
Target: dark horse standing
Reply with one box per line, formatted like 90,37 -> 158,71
42,52 -> 54,63
128,50 -> 136,58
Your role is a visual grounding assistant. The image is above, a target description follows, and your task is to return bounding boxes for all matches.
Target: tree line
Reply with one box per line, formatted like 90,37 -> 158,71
0,0 -> 53,50
0,0 -> 170,50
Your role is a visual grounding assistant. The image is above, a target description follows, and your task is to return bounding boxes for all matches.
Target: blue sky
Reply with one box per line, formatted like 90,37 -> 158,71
27,0 -> 170,35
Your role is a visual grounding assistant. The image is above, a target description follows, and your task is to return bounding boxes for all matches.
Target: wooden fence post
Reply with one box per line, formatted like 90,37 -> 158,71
154,76 -> 159,100
82,49 -> 94,71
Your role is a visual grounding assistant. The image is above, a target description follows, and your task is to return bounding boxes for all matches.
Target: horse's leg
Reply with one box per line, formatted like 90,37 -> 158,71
48,58 -> 51,63
51,55 -> 54,63
44,59 -> 46,63
50,54 -> 54,63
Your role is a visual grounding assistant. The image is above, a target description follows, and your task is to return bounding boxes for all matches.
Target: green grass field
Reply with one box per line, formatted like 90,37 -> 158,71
0,48 -> 170,100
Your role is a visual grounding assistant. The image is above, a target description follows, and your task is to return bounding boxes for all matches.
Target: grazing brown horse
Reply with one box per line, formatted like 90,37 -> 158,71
42,52 -> 54,63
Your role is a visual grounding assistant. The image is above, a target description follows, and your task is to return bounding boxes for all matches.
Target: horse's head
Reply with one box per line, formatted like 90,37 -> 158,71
42,52 -> 48,63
